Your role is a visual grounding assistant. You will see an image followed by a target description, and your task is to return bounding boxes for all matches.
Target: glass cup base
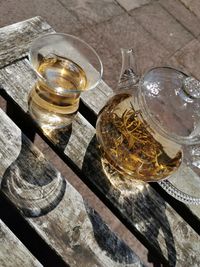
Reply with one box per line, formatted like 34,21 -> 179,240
101,157 -> 145,192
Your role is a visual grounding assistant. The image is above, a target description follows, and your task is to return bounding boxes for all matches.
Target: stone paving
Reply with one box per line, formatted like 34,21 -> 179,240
0,0 -> 200,266
1,0 -> 200,89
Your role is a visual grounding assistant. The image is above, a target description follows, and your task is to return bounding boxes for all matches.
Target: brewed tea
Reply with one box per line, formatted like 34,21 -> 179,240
28,54 -> 87,129
96,94 -> 182,182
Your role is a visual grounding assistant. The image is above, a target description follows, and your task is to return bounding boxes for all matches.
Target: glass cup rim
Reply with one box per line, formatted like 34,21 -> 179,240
28,32 -> 103,93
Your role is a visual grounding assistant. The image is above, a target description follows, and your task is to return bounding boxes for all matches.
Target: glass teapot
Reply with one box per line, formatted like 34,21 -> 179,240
96,48 -> 200,203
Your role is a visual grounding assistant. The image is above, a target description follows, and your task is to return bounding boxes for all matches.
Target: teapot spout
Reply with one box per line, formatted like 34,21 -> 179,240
118,48 -> 139,90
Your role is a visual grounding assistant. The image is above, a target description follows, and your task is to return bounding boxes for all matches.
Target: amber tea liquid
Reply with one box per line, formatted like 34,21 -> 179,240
96,94 -> 182,182
28,54 -> 87,130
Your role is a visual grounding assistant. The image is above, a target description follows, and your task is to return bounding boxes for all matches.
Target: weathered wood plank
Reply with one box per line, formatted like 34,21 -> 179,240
0,58 -> 200,266
0,219 -> 42,267
83,82 -> 200,207
53,114 -> 200,267
0,108 -> 144,267
1,58 -> 200,215
82,79 -> 114,114
82,68 -> 200,208
0,16 -> 54,68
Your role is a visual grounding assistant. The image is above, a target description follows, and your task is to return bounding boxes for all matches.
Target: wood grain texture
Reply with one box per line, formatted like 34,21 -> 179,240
82,79 -> 114,114
0,108 -> 144,267
0,16 -> 54,68
0,17 -> 199,266
0,59 -> 200,266
0,219 -> 42,267
1,58 -> 199,216
55,114 -> 200,267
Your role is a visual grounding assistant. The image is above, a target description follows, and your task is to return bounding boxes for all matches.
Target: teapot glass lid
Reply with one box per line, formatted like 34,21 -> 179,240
139,67 -> 200,145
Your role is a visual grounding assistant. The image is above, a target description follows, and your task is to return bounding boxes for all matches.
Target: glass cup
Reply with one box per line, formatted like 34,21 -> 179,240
28,33 -> 103,132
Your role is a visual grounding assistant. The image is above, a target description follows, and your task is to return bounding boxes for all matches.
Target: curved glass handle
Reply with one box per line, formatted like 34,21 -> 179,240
158,179 -> 200,205
118,48 -> 139,90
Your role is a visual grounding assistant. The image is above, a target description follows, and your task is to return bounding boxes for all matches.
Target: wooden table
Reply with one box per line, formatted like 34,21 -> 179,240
0,17 -> 200,267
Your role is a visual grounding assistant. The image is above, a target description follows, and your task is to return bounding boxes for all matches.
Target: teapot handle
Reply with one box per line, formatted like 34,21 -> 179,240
118,48 -> 139,90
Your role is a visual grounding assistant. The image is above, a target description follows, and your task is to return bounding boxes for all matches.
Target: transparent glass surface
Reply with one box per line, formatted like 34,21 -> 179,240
139,67 -> 200,145
96,48 -> 200,205
28,33 -> 103,131
159,144 -> 200,205
96,93 -> 183,183
29,33 -> 103,92
139,67 -> 200,204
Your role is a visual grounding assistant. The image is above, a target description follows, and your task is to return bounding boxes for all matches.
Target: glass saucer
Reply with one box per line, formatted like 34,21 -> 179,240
159,162 -> 200,205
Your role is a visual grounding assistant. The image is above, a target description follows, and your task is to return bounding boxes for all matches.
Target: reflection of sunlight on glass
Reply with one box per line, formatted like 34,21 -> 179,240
145,81 -> 160,96
192,155 -> 200,169
187,145 -> 200,173
136,183 -> 145,192
28,33 -> 103,131
101,157 -> 145,194
189,122 -> 200,139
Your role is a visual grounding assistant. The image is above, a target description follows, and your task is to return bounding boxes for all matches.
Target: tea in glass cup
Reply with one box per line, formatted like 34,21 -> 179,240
28,33 -> 103,131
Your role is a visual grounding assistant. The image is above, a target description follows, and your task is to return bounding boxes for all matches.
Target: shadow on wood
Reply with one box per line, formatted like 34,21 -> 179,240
82,135 -> 177,267
1,133 -> 66,217
84,202 -> 144,266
